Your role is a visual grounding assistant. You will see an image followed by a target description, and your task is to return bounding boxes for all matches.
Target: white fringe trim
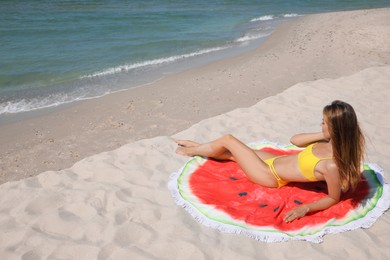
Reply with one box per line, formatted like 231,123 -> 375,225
168,142 -> 390,243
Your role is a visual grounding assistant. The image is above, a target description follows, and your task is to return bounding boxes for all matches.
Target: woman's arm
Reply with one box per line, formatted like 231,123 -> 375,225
290,132 -> 327,147
284,163 -> 341,222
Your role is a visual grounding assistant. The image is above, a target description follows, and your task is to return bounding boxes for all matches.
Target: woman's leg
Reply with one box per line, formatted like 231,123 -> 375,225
176,135 -> 278,187
177,140 -> 281,162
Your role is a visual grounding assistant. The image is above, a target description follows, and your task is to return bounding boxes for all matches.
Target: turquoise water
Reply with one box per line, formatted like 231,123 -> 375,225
1,0 -> 389,117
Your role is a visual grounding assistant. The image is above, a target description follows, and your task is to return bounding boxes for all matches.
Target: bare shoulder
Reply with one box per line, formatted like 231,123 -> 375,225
324,160 -> 339,177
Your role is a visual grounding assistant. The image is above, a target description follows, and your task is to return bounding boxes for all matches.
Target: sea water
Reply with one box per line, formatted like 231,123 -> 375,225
1,0 -> 389,119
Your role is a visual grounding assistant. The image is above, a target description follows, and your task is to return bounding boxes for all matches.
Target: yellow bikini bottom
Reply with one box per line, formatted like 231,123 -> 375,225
263,157 -> 289,188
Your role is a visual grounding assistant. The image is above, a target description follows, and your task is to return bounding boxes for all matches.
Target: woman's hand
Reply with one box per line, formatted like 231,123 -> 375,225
283,162 -> 341,223
284,205 -> 310,223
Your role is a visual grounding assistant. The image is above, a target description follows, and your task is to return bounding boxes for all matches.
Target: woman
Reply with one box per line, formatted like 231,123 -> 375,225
176,100 -> 365,222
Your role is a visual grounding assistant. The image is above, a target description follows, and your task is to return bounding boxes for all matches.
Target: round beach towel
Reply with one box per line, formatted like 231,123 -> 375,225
169,142 -> 390,243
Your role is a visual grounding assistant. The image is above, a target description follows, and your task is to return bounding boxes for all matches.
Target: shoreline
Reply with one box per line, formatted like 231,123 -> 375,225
1,8 -> 389,184
0,14 -> 288,122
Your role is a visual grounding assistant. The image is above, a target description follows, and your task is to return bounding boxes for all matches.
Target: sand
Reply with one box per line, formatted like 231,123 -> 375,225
0,8 -> 389,259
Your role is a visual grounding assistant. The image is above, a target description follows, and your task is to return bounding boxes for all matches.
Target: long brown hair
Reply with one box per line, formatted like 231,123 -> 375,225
323,100 -> 365,192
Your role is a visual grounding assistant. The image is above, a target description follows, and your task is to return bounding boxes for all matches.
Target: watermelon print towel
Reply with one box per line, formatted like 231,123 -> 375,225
169,142 -> 390,243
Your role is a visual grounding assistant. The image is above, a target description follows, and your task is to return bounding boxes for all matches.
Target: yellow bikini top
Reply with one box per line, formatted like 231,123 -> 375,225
298,143 -> 333,181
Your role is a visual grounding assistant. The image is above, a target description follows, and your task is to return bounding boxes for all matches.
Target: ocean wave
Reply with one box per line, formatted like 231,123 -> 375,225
235,32 -> 271,43
283,13 -> 300,18
250,13 -> 300,22
0,92 -> 89,115
250,15 -> 274,22
82,46 -> 228,79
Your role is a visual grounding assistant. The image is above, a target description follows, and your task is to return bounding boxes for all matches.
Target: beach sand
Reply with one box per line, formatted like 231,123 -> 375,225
0,8 -> 389,259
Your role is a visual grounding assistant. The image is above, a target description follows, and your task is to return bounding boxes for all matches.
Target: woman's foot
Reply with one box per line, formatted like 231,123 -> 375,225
175,140 -> 200,156
175,138 -> 233,161
176,140 -> 200,148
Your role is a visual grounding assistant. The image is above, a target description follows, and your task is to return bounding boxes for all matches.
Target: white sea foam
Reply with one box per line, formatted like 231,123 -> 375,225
250,15 -> 274,22
0,93 -> 88,115
250,13 -> 301,22
235,33 -> 271,43
82,46 -> 229,79
283,13 -> 300,18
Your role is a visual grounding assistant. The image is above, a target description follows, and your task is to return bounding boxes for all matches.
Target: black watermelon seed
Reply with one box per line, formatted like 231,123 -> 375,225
230,177 -> 238,181
259,204 -> 268,208
238,192 -> 248,197
273,206 -> 280,212
294,200 -> 303,205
